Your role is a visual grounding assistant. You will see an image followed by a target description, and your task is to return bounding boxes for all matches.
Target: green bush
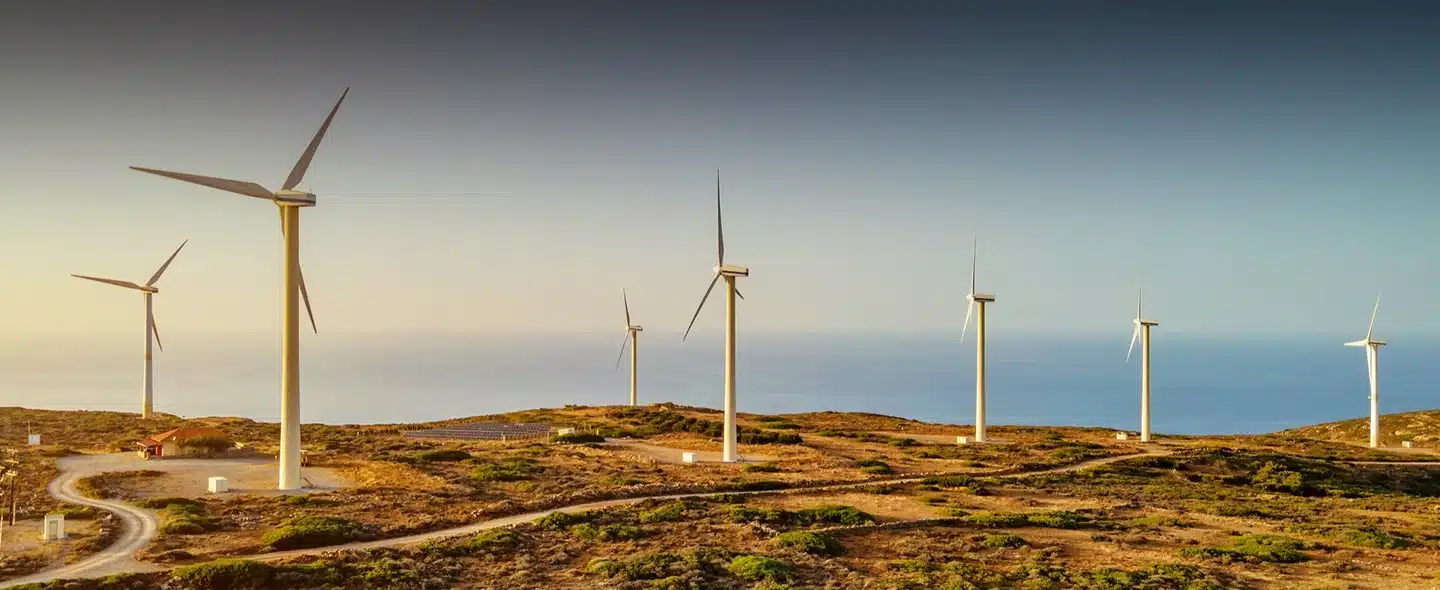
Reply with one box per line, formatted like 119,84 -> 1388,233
261,516 -> 366,550
774,531 -> 843,556
573,523 -> 646,542
422,528 -> 519,557
470,463 -> 529,482
173,560 -> 275,589
963,510 -> 1090,530
923,475 -> 978,488
982,533 -> 1028,548
1342,527 -> 1412,549
728,555 -> 793,582
1179,534 -> 1317,564
854,458 -> 894,475
707,493 -> 746,504
179,435 -> 235,454
797,505 -> 875,526
416,449 -> 472,462
640,500 -> 689,523
536,511 -> 592,531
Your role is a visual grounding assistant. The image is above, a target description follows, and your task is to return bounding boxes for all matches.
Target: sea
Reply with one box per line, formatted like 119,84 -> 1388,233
0,332 -> 1433,436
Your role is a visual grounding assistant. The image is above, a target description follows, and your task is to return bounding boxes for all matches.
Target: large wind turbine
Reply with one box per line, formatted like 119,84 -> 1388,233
615,289 -> 644,407
683,171 -> 749,463
1344,294 -> 1386,448
960,238 -> 995,443
72,240 -> 189,419
1125,288 -> 1159,442
129,88 -> 348,490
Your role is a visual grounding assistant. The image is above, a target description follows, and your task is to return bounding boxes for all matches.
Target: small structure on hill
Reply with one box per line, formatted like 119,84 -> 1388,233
42,513 -> 66,541
403,422 -> 555,441
137,426 -> 235,459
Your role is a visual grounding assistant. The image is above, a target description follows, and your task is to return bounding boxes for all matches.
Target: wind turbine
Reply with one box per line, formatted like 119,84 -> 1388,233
1344,293 -> 1386,448
960,238 -> 995,443
615,289 -> 644,407
683,170 -> 749,463
71,240 -> 188,419
1125,288 -> 1159,442
129,88 -> 348,490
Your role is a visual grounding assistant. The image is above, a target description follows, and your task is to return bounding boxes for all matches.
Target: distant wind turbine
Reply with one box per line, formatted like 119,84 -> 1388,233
71,240 -> 188,419
615,289 -> 644,407
1125,288 -> 1159,442
129,88 -> 349,490
683,171 -> 750,463
1344,293 -> 1386,448
960,237 -> 995,443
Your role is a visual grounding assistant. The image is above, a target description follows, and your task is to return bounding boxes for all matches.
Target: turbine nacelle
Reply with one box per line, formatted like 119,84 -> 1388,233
273,189 -> 317,207
629,325 -> 645,332
967,292 -> 995,303
1345,339 -> 1386,348
1135,318 -> 1158,327
716,264 -> 750,277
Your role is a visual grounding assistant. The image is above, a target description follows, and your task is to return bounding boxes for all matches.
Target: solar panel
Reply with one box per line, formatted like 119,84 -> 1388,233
402,422 -> 556,441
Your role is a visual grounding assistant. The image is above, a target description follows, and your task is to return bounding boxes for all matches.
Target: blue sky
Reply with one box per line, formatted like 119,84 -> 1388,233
1,1 -> 1437,338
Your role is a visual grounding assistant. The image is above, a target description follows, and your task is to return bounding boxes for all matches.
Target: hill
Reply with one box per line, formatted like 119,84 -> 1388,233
1284,409 -> 1440,447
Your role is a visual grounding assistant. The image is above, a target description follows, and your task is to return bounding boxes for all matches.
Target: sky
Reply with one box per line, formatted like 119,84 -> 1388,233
2,0 -> 1438,339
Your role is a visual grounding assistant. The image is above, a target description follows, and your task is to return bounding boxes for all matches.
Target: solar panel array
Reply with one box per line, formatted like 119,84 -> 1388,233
403,422 -> 555,441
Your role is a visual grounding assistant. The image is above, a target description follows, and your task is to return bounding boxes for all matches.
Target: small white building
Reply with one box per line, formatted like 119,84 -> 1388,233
42,513 -> 66,541
956,436 -> 969,445
681,452 -> 697,464
208,476 -> 230,494
27,434 -> 40,446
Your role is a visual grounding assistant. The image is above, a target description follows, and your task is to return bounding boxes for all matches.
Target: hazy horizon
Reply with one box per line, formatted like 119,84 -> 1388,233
2,1 -> 1439,341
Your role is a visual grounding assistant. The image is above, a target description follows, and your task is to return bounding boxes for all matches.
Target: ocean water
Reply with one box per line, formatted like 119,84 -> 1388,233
0,332 -> 1433,435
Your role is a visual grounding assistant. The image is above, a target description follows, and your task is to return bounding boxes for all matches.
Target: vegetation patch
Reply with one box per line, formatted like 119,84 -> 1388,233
419,528 -> 520,558
553,432 -> 605,444
854,458 -> 895,475
730,504 -> 875,528
743,462 -> 781,473
1341,527 -> 1413,549
773,530 -> 844,556
572,523 -> 646,542
76,470 -> 163,500
604,408 -> 804,445
963,510 -> 1092,530
981,533 -> 1028,548
727,555 -> 794,583
261,515 -> 368,551
1179,534 -> 1322,564
588,548 -> 737,585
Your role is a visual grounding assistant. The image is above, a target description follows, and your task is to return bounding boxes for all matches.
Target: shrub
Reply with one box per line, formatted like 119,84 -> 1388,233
923,475 -> 978,488
471,463 -> 528,483
536,511 -> 592,531
1179,534 -> 1316,564
416,449 -> 471,462
261,516 -> 366,550
707,493 -> 746,504
639,501 -> 689,523
728,555 -> 793,582
774,531 -> 843,556
173,560 -> 275,589
179,435 -> 235,454
797,505 -> 875,526
743,462 -> 781,473
422,528 -> 519,557
1026,511 -> 1091,529
573,523 -> 646,542
854,459 -> 894,475
982,533 -> 1028,548
1250,461 -> 1311,495
1342,527 -> 1412,549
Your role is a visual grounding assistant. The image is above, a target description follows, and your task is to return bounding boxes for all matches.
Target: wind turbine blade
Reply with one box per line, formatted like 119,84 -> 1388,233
1136,287 -> 1143,320
299,266 -> 318,334
1366,293 -> 1381,340
961,300 -> 974,344
615,331 -> 630,370
735,288 -> 745,300
1126,324 -> 1140,363
683,274 -> 721,342
130,167 -> 275,200
969,235 -> 977,295
277,206 -> 319,334
146,239 -> 189,286
715,170 -> 724,266
283,87 -> 350,191
623,289 -> 631,327
150,308 -> 164,352
71,274 -> 147,291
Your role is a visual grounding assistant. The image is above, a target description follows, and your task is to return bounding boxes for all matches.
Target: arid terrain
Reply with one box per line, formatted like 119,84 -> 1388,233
2,406 -> 1439,589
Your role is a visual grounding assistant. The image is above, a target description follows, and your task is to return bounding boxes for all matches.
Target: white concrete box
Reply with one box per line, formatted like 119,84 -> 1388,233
42,513 -> 65,541
1116,433 -> 1130,441
208,476 -> 230,493
27,434 -> 40,446
1403,440 -> 1414,449
681,452 -> 697,464
956,436 -> 969,445
555,427 -> 576,436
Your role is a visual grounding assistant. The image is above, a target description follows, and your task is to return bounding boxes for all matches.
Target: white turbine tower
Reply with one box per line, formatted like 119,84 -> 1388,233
1344,294 -> 1386,449
960,238 -> 995,443
683,170 -> 749,463
72,240 -> 189,419
129,88 -> 348,490
615,289 -> 644,407
1125,288 -> 1159,442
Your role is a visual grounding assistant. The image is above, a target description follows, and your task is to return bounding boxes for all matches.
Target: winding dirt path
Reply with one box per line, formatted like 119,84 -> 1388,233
2,447 -> 1165,587
14,442 -> 1439,587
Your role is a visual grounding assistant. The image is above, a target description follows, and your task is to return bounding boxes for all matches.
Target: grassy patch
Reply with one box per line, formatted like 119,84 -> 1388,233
1179,534 -> 1321,564
261,515 -> 367,551
728,555 -> 793,583
773,530 -> 844,556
